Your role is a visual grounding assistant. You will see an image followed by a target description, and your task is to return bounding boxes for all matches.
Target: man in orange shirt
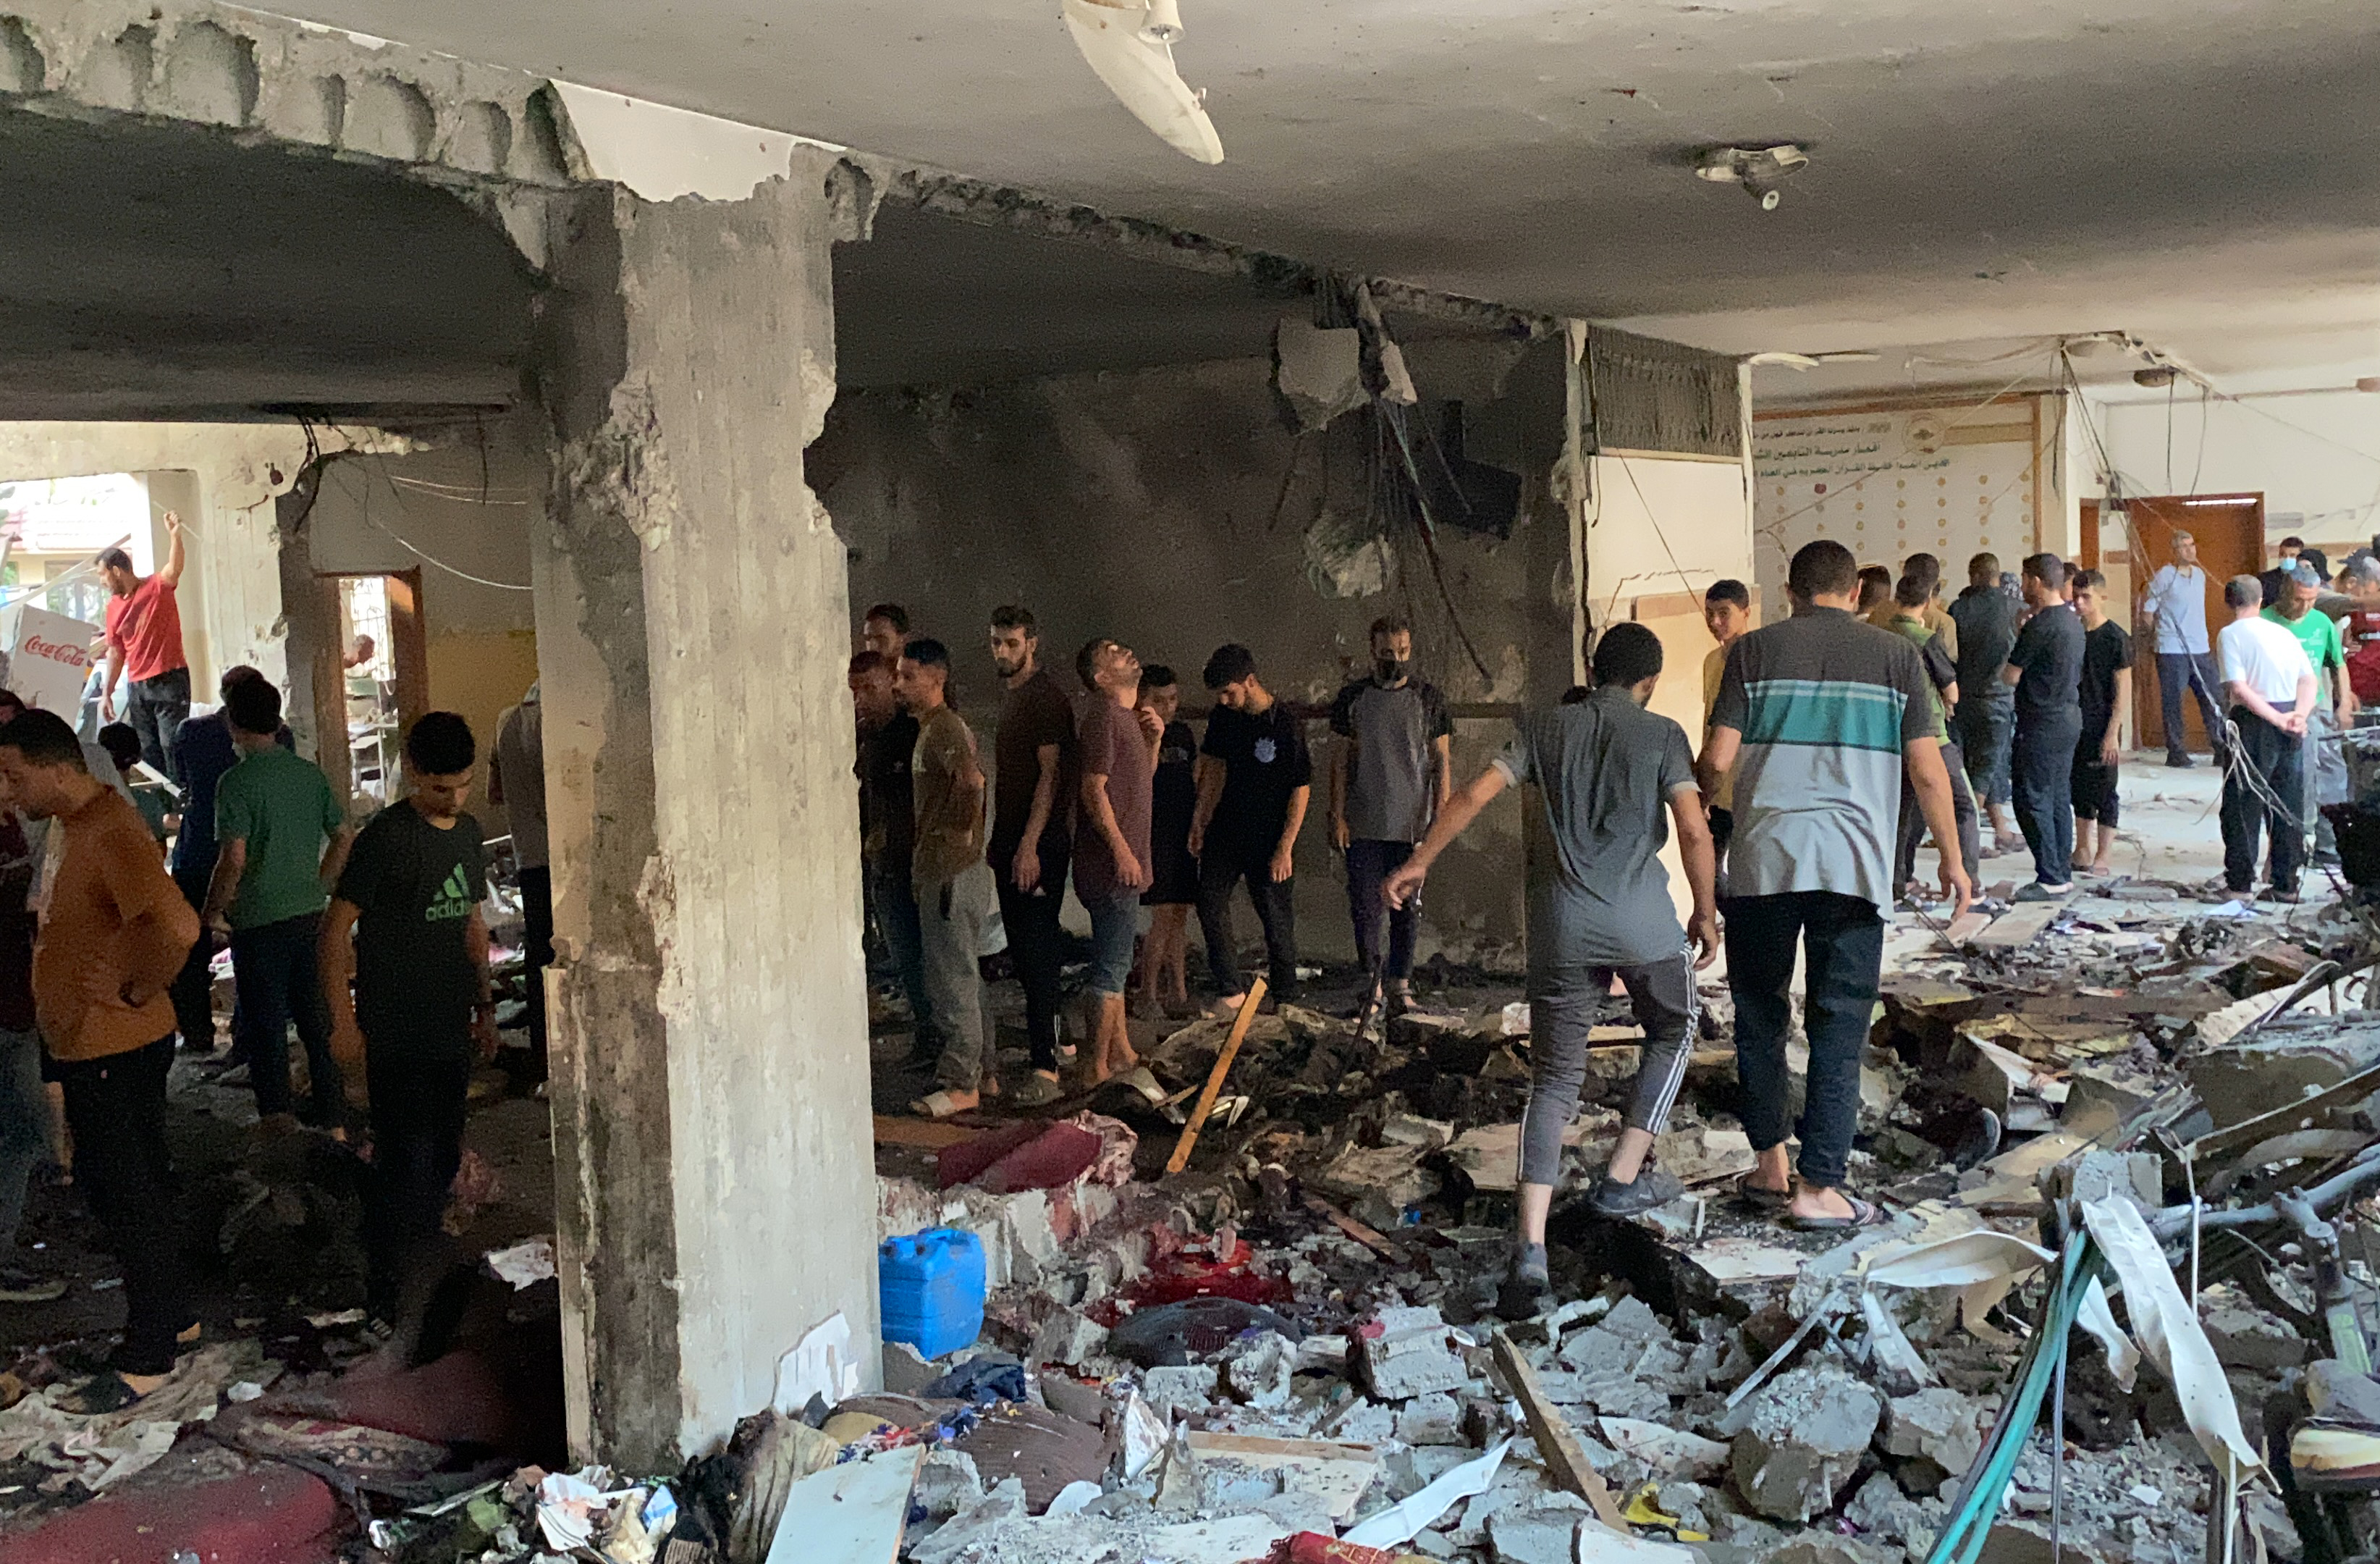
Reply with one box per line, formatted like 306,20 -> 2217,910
97,511 -> 191,783
0,710 -> 198,1406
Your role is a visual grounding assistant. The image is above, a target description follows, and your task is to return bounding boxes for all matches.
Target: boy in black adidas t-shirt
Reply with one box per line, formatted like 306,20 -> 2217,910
320,712 -> 492,1317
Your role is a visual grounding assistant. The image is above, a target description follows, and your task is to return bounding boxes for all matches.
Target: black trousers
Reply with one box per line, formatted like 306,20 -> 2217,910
232,912 -> 342,1122
518,866 -> 553,1080
122,668 -> 191,783
2012,712 -> 2082,887
1726,891 -> 1883,1190
2223,708 -> 2306,895
1196,851 -> 1299,1001
994,846 -> 1069,1072
169,862 -> 216,1053
56,1036 -> 192,1374
365,1043 -> 472,1316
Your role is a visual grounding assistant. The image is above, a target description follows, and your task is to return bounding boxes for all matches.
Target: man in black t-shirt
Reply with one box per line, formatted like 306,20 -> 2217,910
320,712 -> 492,1319
2000,555 -> 2086,899
988,607 -> 1077,1094
2070,571 -> 2134,878
1190,644 -> 1311,1014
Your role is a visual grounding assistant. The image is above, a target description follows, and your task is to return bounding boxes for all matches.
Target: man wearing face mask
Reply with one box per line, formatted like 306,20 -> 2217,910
1328,616 -> 1453,1017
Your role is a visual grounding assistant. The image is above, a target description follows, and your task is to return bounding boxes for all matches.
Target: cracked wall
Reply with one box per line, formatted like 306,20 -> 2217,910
818,340 -> 1577,970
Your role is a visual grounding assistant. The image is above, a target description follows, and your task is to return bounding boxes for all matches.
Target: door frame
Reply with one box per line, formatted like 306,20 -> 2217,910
2120,494 -> 2266,754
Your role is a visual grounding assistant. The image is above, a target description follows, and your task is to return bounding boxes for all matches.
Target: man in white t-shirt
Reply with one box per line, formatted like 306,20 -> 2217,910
2141,530 -> 2229,769
2216,574 -> 2316,901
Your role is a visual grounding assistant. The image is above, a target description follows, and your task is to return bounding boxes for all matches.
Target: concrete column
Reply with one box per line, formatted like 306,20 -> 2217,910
274,467 -> 348,795
531,158 -> 878,1470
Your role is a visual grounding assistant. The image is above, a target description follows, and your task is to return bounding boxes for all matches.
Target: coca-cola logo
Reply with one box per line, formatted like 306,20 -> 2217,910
20,636 -> 86,667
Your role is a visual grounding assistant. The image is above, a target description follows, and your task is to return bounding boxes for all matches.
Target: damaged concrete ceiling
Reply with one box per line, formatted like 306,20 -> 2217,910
262,0 -> 2379,389
0,110 -> 539,421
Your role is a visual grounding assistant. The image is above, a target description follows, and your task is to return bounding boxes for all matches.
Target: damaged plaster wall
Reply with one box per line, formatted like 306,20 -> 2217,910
819,340 -> 1576,970
305,440 -> 541,802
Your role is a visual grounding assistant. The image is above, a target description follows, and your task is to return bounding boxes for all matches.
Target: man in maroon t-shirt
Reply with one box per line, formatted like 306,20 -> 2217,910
2341,555 -> 2380,708
1072,637 -> 1159,1090
98,512 -> 191,785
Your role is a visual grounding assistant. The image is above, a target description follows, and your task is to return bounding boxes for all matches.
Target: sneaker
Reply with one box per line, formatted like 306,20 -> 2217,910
0,1264 -> 65,1303
1497,1243 -> 1555,1321
2012,882 -> 2071,903
1587,1168 -> 1686,1218
2166,754 -> 2197,769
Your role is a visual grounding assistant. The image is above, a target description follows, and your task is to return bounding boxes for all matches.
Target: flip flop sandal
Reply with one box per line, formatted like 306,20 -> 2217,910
1009,1073 -> 1065,1108
1787,1196 -> 1888,1232
1731,1175 -> 1792,1212
911,1090 -> 973,1121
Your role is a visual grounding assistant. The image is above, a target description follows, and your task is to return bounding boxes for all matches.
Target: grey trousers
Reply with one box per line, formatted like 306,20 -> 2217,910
918,862 -> 995,1093
1519,951 -> 1699,1187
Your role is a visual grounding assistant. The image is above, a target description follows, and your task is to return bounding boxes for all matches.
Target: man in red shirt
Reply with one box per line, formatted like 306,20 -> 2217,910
2342,555 -> 2380,708
98,511 -> 191,785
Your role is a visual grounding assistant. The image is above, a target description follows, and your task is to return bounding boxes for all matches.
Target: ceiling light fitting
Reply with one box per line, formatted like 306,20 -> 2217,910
1695,144 -> 1808,211
1063,0 -> 1223,164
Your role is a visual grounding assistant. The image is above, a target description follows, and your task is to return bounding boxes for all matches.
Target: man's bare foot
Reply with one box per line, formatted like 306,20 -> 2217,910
912,1088 -> 978,1119
2088,859 -> 2114,877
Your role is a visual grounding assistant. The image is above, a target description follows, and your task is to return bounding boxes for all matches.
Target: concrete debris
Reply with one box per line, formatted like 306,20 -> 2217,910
1223,1331 -> 1298,1410
1881,1387 -> 1989,1492
1725,1364 -> 1882,1522
1358,1306 -> 1474,1401
1597,1417 -> 1729,1480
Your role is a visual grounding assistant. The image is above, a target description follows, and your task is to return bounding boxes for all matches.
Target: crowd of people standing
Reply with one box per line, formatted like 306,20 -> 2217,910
0,530 -> 539,1408
852,526 -> 2373,1314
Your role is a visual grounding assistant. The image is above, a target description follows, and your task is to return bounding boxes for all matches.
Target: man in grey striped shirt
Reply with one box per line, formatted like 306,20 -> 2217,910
1385,623 -> 1718,1317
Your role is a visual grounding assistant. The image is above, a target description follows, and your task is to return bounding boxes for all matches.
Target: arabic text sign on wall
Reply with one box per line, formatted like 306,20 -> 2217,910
1753,406 -> 2038,589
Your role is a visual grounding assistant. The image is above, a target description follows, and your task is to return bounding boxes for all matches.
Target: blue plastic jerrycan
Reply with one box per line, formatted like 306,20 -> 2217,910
877,1227 -> 987,1360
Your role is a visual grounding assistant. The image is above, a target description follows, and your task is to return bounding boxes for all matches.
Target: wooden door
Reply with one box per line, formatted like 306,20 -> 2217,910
2125,495 -> 2263,754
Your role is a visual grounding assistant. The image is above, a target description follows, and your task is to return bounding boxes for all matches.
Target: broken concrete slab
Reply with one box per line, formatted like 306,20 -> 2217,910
1141,1365 -> 1220,1421
1223,1332 -> 1297,1410
1359,1306 -> 1475,1401
2183,1019 -> 2380,1131
1179,1433 -> 1382,1522
1598,1417 -> 1729,1480
2200,1291 -> 2308,1370
1026,1307 -> 1109,1370
1882,1387 -> 1989,1492
1725,1364 -> 1883,1523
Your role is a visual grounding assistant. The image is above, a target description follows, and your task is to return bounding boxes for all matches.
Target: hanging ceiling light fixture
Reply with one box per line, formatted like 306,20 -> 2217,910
1063,0 -> 1224,164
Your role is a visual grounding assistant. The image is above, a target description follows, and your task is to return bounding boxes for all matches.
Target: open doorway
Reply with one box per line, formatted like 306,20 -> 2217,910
326,568 -> 428,804
2122,494 -> 2264,754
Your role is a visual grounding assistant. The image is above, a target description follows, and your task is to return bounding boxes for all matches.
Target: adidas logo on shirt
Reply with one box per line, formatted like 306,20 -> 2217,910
426,864 -> 475,922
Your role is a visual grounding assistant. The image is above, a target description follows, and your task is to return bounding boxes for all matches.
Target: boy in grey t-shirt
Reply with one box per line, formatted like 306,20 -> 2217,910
1385,624 -> 1718,1318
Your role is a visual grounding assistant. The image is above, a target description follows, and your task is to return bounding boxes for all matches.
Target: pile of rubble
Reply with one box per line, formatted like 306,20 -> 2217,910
20,875 -> 2380,1563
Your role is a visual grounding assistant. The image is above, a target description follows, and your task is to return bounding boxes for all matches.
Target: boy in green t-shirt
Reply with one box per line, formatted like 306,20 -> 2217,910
1884,573 -> 1980,896
201,679 -> 354,1132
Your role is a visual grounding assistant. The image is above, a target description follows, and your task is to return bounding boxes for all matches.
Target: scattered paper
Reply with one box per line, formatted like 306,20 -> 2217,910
486,1235 -> 557,1290
485,1237 -> 559,1285
1343,1437 -> 1510,1547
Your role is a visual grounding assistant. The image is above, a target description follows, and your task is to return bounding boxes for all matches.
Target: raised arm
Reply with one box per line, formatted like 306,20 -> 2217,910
156,511 -> 187,589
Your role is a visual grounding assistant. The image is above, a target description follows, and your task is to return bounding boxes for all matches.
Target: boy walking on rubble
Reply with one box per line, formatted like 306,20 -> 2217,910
320,712 -> 496,1319
1383,623 -> 1719,1317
